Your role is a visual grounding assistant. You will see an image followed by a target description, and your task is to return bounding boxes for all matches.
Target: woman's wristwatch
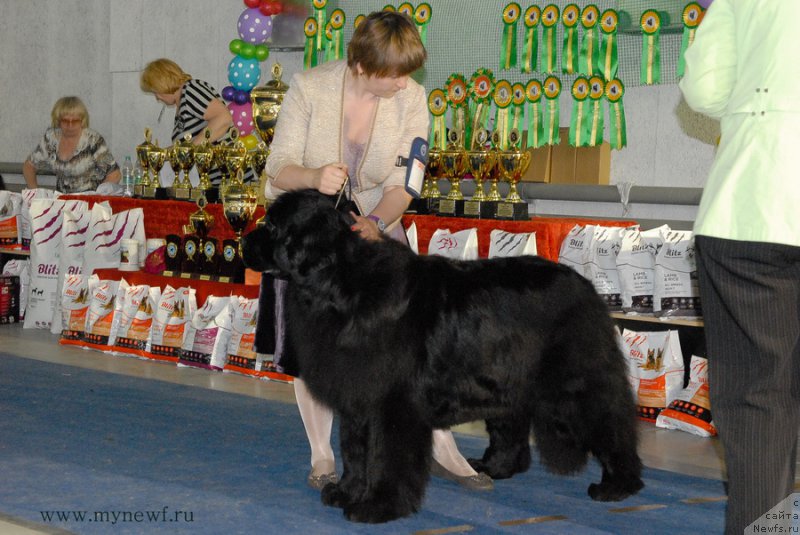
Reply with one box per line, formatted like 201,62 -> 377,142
366,214 -> 386,233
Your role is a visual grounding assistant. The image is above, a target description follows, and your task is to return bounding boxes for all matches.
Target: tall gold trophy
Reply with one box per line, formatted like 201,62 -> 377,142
251,63 -> 289,147
192,129 -> 217,203
167,133 -> 194,200
220,170 -> 258,283
134,128 -> 155,197
248,143 -> 270,227
436,129 -> 468,217
464,128 -> 496,219
495,128 -> 531,220
144,142 -> 168,199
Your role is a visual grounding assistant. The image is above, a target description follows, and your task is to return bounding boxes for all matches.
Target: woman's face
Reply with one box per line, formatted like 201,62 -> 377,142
58,115 -> 84,137
363,73 -> 410,98
154,92 -> 177,106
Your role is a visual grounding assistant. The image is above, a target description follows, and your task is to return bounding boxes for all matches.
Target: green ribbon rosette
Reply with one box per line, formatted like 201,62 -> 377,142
493,80 -> 514,150
500,3 -> 522,70
605,78 -> 627,149
543,76 -> 562,145
569,76 -> 590,147
600,9 -> 619,81
587,76 -> 605,147
541,5 -> 560,73
354,14 -> 365,30
303,17 -> 319,69
428,89 -> 448,150
467,68 -> 495,149
329,9 -> 345,61
382,4 -> 395,12
677,3 -> 704,77
397,2 -> 414,17
414,3 -> 433,47
578,5 -> 600,76
561,4 -> 580,74
323,22 -> 334,63
522,6 -> 541,74
445,73 -> 469,148
312,0 -> 327,52
511,83 -> 526,136
640,10 -> 662,85
525,79 -> 545,149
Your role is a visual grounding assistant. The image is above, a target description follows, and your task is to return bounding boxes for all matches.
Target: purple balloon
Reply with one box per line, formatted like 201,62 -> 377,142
234,90 -> 250,105
221,86 -> 235,102
237,7 -> 273,45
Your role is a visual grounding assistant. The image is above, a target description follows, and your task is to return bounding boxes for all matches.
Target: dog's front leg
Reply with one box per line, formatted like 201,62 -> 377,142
321,414 -> 368,509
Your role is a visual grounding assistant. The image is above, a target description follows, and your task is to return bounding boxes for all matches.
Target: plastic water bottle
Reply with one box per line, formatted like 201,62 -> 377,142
122,156 -> 133,196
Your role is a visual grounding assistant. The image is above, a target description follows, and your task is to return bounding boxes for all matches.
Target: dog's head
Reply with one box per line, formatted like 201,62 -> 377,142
241,189 -> 355,281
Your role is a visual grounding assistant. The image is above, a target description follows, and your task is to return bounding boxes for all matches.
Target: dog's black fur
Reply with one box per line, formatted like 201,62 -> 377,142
242,189 -> 643,523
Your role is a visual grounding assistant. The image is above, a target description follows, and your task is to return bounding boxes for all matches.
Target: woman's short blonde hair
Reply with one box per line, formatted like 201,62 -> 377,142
50,96 -> 89,128
140,58 -> 192,95
347,11 -> 426,78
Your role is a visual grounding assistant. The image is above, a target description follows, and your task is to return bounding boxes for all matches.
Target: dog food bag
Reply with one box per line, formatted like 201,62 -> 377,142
405,221 -> 419,254
616,225 -> 668,314
654,229 -> 702,318
0,191 -> 22,245
82,279 -> 121,350
622,328 -> 685,422
585,225 -> 630,311
113,283 -> 161,357
558,224 -> 593,278
428,228 -> 479,260
0,275 -> 22,324
19,188 -> 59,248
179,295 -> 233,371
488,229 -> 538,258
656,355 -> 716,437
58,274 -> 94,345
224,296 -> 261,376
3,259 -> 30,320
83,204 -> 146,276
146,285 -> 197,362
24,198 -> 89,329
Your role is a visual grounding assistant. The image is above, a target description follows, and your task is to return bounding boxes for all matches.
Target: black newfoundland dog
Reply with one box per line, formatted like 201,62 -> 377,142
242,189 -> 643,523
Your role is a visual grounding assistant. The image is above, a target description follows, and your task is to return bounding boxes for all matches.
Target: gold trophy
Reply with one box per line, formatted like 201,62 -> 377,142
144,142 -> 167,199
192,129 -> 216,203
436,129 -> 468,217
248,142 -> 270,227
221,170 -> 257,283
464,128 -> 497,219
495,128 -> 531,220
251,63 -> 290,146
220,131 -> 248,196
168,133 -> 195,200
134,128 -> 155,197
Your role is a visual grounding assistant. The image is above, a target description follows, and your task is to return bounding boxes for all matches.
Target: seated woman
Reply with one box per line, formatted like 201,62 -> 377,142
23,96 -> 120,193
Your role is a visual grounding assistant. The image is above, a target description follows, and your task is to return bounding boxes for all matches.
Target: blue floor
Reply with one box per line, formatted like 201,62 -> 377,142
0,353 -> 726,534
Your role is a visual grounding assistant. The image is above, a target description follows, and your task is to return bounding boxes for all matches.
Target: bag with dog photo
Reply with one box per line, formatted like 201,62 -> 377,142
656,355 -> 716,437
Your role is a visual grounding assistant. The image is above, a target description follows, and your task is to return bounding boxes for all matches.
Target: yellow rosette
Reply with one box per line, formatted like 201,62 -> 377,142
525,79 -> 544,148
428,88 -> 448,150
445,73 -> 469,148
640,10 -> 662,85
329,9 -> 345,61
303,17 -> 318,70
522,6 -> 541,74
587,76 -> 605,146
382,4 -> 395,12
354,14 -> 365,30
493,79 -> 513,150
468,68 -> 495,148
677,3 -> 704,77
605,78 -> 627,149
561,3 -> 580,74
541,5 -> 560,73
543,75 -> 561,145
414,3 -> 432,46
569,76 -> 590,147
323,21 -> 334,63
398,2 -> 414,17
312,0 -> 327,52
500,3 -> 522,70
511,83 -> 526,136
579,5 -> 600,76
600,9 -> 619,81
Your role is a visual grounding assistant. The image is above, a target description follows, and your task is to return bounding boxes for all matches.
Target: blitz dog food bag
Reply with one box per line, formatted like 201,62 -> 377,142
0,191 -> 22,245
654,229 -> 701,318
428,228 -> 479,260
488,229 -> 537,258
147,286 -> 197,362
19,188 -> 59,248
3,259 -> 30,320
82,204 -> 146,276
405,221 -> 418,254
584,225 -> 629,311
224,296 -> 261,375
656,355 -> 716,437
179,295 -> 233,371
83,279 -> 122,350
558,224 -> 593,278
616,225 -> 668,314
59,274 -> 95,345
113,283 -> 161,357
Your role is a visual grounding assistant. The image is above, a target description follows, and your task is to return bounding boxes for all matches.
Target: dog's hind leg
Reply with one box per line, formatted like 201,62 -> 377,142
467,415 -> 531,479
321,414 -> 368,509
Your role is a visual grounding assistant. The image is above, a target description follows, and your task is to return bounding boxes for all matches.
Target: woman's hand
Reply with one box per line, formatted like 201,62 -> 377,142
349,212 -> 382,241
313,163 -> 348,195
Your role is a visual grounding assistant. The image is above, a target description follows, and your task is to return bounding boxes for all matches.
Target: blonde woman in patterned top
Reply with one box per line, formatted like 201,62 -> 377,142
23,96 -> 120,193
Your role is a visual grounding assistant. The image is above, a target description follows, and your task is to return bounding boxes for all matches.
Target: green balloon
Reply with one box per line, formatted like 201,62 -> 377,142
229,39 -> 243,54
255,45 -> 270,62
240,43 -> 255,59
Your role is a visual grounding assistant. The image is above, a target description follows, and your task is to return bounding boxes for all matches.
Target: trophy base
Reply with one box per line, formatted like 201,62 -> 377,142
161,270 -> 236,283
133,184 -> 144,198
170,186 -> 192,201
462,199 -> 495,219
142,186 -> 168,200
493,201 -> 530,221
407,197 -> 440,215
191,187 -> 219,204
437,198 -> 465,218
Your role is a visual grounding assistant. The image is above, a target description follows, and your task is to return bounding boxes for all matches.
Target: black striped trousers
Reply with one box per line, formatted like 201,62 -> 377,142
695,235 -> 800,534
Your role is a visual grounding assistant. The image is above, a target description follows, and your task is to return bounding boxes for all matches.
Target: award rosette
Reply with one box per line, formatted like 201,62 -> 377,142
526,79 -> 545,149
541,4 -> 560,73
578,5 -> 600,76
587,76 -> 605,147
500,3 -> 522,70
354,14 -> 365,29
312,0 -> 327,52
569,76 -> 591,147
467,68 -> 495,149
445,73 -> 469,146
414,3 -> 432,46
600,9 -> 619,81
428,88 -> 447,150
543,76 -> 562,145
640,10 -> 661,85
561,3 -> 580,74
328,9 -> 345,61
493,79 -> 514,150
677,3 -> 704,77
303,17 -> 319,69
398,2 -> 413,17
605,78 -> 627,149
522,6 -> 540,74
511,83 -> 526,138
382,4 -> 395,12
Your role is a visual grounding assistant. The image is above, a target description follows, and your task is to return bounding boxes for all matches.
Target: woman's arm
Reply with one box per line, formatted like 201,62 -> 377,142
272,162 -> 348,195
22,160 -> 38,189
350,185 -> 412,241
203,98 -> 234,144
103,168 -> 121,184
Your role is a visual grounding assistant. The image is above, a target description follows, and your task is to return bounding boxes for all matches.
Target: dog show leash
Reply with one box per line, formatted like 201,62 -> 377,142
334,174 -> 351,210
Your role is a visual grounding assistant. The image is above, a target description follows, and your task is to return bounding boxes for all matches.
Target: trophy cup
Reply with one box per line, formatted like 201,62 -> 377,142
179,194 -> 215,277
221,170 -> 258,283
193,129 -> 217,203
464,129 -> 497,219
495,128 -> 531,220
248,143 -> 270,227
251,63 -> 290,146
134,128 -> 155,197
144,143 -> 168,199
220,137 -> 248,197
436,130 -> 468,217
168,133 -> 195,200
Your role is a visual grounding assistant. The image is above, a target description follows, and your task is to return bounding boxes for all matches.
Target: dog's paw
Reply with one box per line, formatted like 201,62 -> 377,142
344,500 -> 416,524
320,482 -> 350,509
587,477 -> 644,502
467,457 -> 527,480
